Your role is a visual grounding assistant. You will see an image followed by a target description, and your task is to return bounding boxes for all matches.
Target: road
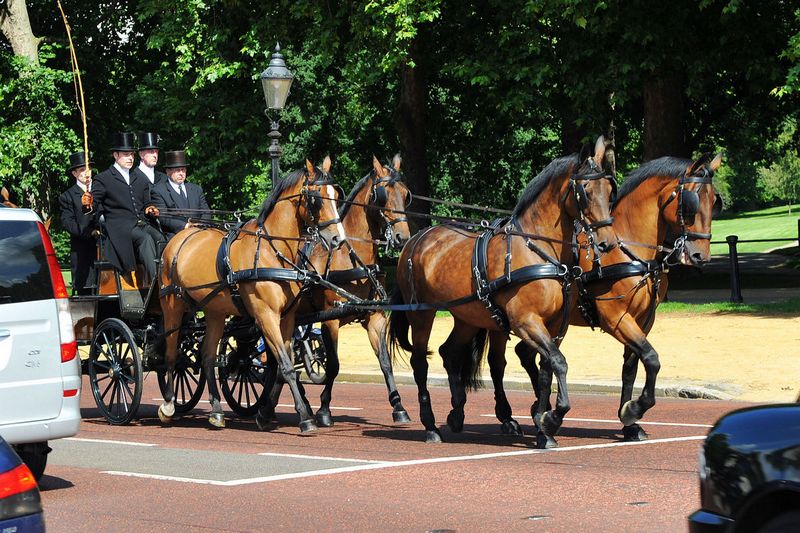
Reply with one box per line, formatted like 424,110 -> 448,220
39,376 -> 748,532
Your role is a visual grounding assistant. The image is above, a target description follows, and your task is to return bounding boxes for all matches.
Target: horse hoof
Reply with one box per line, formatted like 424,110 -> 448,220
392,410 -> 412,424
446,410 -> 464,433
425,429 -> 443,443
501,419 -> 523,436
209,413 -> 226,429
536,430 -> 558,449
623,423 -> 648,442
316,410 -> 334,428
157,405 -> 173,424
620,400 -> 641,427
299,420 -> 318,434
255,412 -> 276,432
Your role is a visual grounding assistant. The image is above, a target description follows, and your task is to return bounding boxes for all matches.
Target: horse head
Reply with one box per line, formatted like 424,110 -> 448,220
660,153 -> 723,266
368,153 -> 412,249
568,135 -> 618,252
298,156 -> 346,251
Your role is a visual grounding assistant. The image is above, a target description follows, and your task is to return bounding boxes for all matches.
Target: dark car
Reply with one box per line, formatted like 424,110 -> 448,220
0,435 -> 45,532
689,403 -> 800,533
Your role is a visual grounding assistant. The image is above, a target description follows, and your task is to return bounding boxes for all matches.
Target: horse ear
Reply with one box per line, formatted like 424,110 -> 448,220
687,154 -> 711,176
392,153 -> 402,171
305,159 -> 315,176
709,153 -> 723,172
322,155 -> 332,173
372,155 -> 384,175
593,135 -> 606,169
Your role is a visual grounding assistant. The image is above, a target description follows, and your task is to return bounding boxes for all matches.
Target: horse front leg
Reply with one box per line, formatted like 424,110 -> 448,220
516,320 -> 570,449
158,295 -> 184,423
367,312 -> 410,424
315,323 -> 340,427
618,338 -> 659,441
259,316 -> 317,433
487,332 -> 522,435
202,314 -> 227,428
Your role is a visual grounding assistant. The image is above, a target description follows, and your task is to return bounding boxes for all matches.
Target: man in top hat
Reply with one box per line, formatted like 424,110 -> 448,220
83,132 -> 164,283
59,151 -> 99,294
151,150 -> 210,240
131,132 -> 167,188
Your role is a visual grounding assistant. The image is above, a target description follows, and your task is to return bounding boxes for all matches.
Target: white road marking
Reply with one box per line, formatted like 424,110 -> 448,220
66,437 -> 157,447
258,452 -> 389,464
101,435 -> 705,486
149,399 -> 362,411
479,414 -> 713,428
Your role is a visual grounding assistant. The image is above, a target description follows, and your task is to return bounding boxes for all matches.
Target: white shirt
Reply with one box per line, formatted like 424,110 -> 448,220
76,180 -> 89,193
113,162 -> 131,185
169,180 -> 185,196
138,161 -> 155,184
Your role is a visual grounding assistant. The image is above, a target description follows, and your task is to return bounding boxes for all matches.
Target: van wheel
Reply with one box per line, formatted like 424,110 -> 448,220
14,442 -> 50,482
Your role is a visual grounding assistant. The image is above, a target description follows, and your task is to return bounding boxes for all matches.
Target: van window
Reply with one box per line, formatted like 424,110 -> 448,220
0,221 -> 54,303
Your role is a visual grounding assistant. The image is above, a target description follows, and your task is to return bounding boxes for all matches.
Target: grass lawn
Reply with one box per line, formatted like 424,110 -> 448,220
710,204 -> 799,254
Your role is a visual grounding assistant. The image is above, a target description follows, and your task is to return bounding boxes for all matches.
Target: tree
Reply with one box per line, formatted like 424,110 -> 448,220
759,117 -> 800,214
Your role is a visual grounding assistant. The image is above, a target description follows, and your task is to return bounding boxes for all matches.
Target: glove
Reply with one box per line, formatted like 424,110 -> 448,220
145,205 -> 159,218
81,191 -> 93,206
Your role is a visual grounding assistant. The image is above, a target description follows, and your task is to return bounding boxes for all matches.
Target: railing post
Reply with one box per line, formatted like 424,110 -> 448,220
726,235 -> 743,303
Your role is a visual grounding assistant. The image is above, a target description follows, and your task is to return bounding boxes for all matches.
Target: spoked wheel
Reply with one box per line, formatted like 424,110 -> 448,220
88,318 -> 143,425
295,328 -> 327,385
217,335 -> 271,417
156,330 -> 207,415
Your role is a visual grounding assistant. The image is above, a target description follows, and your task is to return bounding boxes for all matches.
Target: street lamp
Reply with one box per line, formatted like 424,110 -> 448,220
260,43 -> 295,187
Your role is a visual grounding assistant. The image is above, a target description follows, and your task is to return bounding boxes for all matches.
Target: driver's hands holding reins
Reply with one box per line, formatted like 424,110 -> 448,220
145,205 -> 159,218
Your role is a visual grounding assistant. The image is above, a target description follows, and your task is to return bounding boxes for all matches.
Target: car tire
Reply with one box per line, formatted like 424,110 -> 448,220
13,441 -> 50,482
759,510 -> 800,533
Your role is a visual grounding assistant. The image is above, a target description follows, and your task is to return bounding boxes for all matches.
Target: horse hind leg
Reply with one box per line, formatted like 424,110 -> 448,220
202,314 -> 227,428
315,324 -> 339,428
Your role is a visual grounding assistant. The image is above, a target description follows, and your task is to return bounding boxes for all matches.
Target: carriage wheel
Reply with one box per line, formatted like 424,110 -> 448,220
217,335 -> 270,417
156,330 -> 207,414
88,318 -> 143,425
296,329 -> 327,385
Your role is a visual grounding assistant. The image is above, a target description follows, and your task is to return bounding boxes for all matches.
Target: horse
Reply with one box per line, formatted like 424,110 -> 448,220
260,154 -> 413,428
387,136 -> 617,448
498,153 -> 723,441
158,157 -> 346,432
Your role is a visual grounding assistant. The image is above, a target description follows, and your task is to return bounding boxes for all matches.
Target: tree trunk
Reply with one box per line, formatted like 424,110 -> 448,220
643,74 -> 687,160
395,36 -> 430,227
0,0 -> 42,66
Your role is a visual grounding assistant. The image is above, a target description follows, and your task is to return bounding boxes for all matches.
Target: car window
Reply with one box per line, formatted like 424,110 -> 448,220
0,221 -> 54,303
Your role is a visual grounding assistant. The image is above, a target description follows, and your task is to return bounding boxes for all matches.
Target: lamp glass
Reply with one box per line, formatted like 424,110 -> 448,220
261,76 -> 293,110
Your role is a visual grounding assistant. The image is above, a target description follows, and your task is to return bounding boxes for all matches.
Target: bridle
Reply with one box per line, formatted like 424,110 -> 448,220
565,158 -> 618,266
369,166 -> 411,249
300,169 -> 343,243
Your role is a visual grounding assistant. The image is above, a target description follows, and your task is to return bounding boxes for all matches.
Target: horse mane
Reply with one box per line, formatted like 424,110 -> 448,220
512,154 -> 579,218
256,167 -> 317,226
338,167 -> 405,220
614,156 -> 691,207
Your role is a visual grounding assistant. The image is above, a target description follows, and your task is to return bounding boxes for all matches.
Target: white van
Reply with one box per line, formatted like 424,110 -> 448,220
0,206 -> 81,480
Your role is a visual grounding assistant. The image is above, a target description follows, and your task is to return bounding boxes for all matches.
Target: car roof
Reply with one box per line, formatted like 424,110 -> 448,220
0,207 -> 43,223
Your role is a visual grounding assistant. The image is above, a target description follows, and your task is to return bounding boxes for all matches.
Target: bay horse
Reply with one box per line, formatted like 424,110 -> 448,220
388,136 -> 617,447
158,158 -> 346,431
260,154 -> 413,428
498,153 -> 723,441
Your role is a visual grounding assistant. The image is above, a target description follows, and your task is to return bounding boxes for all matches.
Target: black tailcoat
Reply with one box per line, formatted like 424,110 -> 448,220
92,165 -> 156,272
151,180 -> 210,237
58,183 -> 97,293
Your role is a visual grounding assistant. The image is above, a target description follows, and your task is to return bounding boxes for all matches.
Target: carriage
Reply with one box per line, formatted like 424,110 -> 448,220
69,236 -> 329,425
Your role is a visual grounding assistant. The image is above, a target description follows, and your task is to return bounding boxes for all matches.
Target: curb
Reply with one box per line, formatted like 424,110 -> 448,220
335,371 -> 737,401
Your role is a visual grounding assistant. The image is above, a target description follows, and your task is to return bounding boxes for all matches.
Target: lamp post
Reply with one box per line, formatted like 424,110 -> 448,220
260,43 -> 294,187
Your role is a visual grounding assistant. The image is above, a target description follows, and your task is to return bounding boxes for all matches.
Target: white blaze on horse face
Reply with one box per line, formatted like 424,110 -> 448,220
326,185 -> 347,242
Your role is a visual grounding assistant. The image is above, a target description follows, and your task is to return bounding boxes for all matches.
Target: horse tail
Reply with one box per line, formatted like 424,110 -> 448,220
387,287 -> 413,360
462,329 -> 488,391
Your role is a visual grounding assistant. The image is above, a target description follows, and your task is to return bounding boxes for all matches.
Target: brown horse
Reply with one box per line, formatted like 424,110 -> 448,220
158,158 -> 346,431
388,136 -> 617,447
261,154 -> 413,428
499,153 -> 723,441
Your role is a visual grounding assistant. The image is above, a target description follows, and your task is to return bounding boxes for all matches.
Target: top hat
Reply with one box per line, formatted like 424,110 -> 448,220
67,151 -> 93,173
110,132 -> 136,152
163,150 -> 189,169
137,132 -> 160,150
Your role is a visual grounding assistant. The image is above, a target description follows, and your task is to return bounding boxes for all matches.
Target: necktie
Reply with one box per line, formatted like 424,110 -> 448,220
179,185 -> 187,207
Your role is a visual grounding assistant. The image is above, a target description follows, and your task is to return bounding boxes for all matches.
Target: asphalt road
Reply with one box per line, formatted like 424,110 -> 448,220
39,376 -> 749,532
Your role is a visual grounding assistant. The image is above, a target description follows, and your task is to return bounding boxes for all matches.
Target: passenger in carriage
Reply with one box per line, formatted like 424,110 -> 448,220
150,150 -> 210,240
58,151 -> 99,295
131,132 -> 167,188
82,132 -> 164,284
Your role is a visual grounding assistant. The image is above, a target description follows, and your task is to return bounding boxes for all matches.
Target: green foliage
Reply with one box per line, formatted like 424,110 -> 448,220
757,117 -> 800,212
